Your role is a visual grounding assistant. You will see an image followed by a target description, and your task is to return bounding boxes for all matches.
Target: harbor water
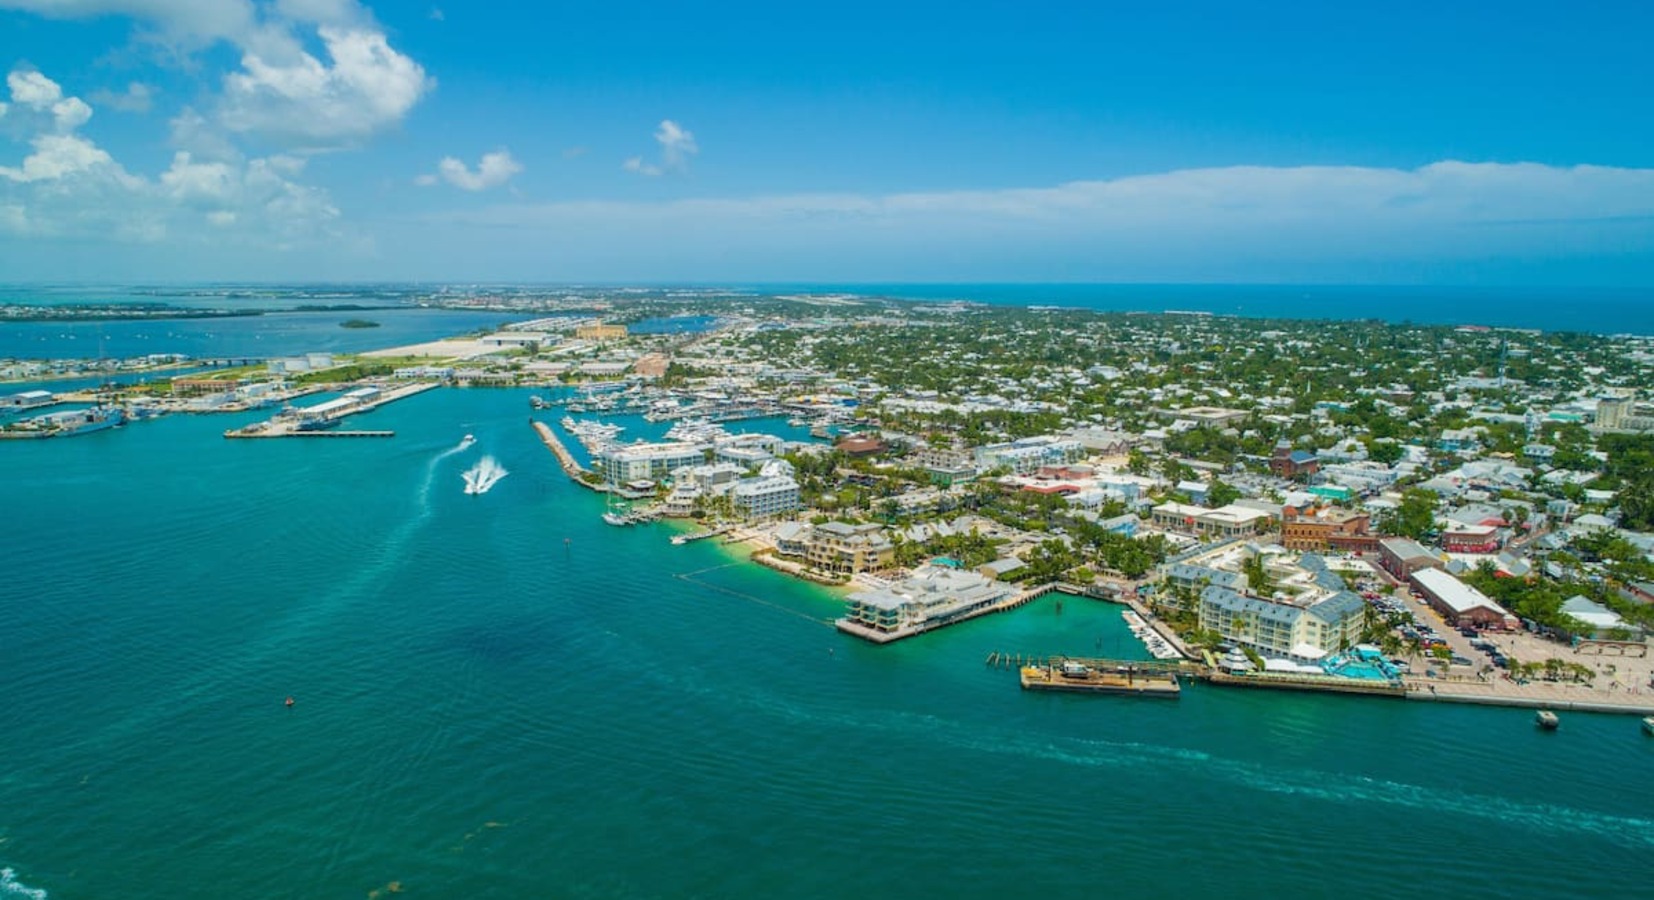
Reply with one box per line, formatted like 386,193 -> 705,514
2,386 -> 1650,898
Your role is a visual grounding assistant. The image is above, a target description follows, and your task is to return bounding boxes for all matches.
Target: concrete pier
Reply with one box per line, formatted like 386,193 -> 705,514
223,381 -> 437,438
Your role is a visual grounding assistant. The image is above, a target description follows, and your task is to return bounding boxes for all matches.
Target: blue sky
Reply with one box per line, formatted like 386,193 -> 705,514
0,0 -> 1651,284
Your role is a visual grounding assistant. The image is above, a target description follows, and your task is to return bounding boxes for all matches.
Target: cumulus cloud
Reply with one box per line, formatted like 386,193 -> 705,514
90,81 -> 156,113
429,149 -> 523,191
7,69 -> 62,107
221,26 -> 432,143
655,119 -> 696,167
624,119 -> 697,176
1,0 -> 432,145
1,63 -> 342,247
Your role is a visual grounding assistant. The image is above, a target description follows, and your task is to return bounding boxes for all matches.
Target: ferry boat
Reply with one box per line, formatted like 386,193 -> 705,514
29,406 -> 126,437
1535,710 -> 1560,730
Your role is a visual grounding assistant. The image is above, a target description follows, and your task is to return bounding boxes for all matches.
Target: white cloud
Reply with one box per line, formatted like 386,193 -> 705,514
624,119 -> 697,176
8,69 -> 63,108
622,156 -> 661,177
1,1 -> 431,145
1,65 -> 342,246
0,1 -> 260,46
52,96 -> 93,130
90,81 -> 156,113
429,149 -> 522,191
655,119 -> 696,167
0,133 -> 121,182
222,26 -> 432,143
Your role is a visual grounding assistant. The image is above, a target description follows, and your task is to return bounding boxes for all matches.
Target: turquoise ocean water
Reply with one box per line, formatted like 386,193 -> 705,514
3,385 -> 1652,899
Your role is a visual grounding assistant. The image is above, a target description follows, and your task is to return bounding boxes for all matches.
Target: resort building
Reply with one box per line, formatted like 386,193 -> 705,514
595,441 -> 706,485
1150,502 -> 1274,539
1163,562 -> 1249,598
803,521 -> 895,575
838,566 -> 1017,640
1198,585 -> 1367,661
974,436 -> 1085,475
914,446 -> 977,485
730,463 -> 802,520
1409,567 -> 1518,629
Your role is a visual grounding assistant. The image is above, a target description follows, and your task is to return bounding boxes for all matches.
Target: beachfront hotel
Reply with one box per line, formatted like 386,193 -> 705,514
801,521 -> 895,575
1198,585 -> 1367,662
594,441 -> 706,485
730,473 -> 802,519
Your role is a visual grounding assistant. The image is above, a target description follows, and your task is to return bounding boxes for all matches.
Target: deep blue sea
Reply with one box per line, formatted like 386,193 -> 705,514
2,298 -> 1653,898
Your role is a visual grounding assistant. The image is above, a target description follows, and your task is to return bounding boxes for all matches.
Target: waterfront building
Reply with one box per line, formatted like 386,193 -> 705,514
976,557 -> 1027,581
804,521 -> 895,575
596,441 -> 706,485
1198,585 -> 1367,661
1378,537 -> 1444,580
1164,562 -> 1248,597
840,566 -> 1016,637
1,389 -> 54,409
1409,567 -> 1518,628
730,473 -> 801,520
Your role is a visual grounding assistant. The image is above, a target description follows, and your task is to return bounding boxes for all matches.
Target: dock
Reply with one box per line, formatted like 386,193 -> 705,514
1200,668 -> 1407,698
1010,655 -> 1183,698
225,429 -> 393,439
223,381 -> 437,438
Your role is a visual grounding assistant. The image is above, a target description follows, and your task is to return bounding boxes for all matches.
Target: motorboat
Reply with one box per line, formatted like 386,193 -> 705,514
1642,716 -> 1654,736
1535,710 -> 1560,730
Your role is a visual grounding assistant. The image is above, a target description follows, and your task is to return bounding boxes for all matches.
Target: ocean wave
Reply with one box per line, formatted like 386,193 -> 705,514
0,868 -> 47,900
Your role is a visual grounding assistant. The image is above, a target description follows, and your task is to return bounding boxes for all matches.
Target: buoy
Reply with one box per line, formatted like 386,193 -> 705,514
284,696 -> 295,708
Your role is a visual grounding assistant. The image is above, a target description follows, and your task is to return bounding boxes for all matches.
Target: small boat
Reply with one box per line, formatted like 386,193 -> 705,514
1642,716 -> 1654,736
1535,710 -> 1559,730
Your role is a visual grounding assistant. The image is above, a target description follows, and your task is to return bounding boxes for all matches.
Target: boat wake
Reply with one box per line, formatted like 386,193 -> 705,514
462,456 -> 509,495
